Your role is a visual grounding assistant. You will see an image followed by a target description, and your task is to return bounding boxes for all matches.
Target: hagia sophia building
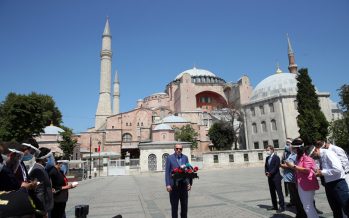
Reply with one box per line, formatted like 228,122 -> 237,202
75,18 -> 341,166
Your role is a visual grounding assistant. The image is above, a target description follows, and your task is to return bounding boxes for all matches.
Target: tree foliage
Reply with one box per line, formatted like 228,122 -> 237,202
296,68 -> 329,145
329,84 -> 349,151
0,92 -> 62,142
58,126 -> 78,160
226,102 -> 243,150
174,124 -> 198,149
208,121 -> 235,150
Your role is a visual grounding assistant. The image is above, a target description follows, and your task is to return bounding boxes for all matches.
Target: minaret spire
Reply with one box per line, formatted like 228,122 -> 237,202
113,70 -> 120,114
95,17 -> 113,129
287,33 -> 298,74
103,16 -> 111,36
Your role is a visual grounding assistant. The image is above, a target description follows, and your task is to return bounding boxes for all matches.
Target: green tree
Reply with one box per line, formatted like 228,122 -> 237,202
208,121 -> 234,150
296,68 -> 329,145
329,119 -> 349,150
329,84 -> 349,150
0,92 -> 62,142
58,126 -> 78,160
174,124 -> 198,149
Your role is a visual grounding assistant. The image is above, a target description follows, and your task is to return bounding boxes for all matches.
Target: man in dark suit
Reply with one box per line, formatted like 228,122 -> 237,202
265,145 -> 285,212
165,144 -> 191,218
29,147 -> 54,218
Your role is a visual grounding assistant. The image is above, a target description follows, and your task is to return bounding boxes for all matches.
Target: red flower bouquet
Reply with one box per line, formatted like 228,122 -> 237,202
171,163 -> 199,181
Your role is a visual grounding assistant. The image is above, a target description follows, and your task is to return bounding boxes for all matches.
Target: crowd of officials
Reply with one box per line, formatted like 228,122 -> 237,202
265,138 -> 349,218
0,139 -> 77,218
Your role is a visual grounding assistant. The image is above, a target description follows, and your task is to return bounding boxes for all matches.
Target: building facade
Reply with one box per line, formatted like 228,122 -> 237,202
77,19 -> 341,171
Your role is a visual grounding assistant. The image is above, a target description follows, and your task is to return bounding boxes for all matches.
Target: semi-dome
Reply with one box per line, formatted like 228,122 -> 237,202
162,115 -> 188,123
153,123 -> 173,131
175,67 -> 217,80
250,73 -> 298,102
44,125 -> 65,135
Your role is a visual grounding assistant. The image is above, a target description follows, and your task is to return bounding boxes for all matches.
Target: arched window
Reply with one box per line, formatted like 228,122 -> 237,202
252,123 -> 257,134
261,121 -> 267,132
162,153 -> 169,170
269,103 -> 275,113
271,119 -> 277,131
148,154 -> 157,171
122,133 -> 132,142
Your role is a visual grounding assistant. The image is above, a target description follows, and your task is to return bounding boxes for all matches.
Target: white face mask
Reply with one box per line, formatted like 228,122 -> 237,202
266,150 -> 272,156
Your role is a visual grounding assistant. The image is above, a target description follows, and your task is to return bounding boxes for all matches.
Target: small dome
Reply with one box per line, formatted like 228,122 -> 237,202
162,115 -> 188,123
150,92 -> 168,96
251,73 -> 298,102
43,125 -> 64,134
175,67 -> 217,80
154,123 -> 173,131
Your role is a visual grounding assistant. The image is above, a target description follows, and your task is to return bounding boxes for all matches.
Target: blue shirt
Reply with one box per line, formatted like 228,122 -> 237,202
283,152 -> 297,183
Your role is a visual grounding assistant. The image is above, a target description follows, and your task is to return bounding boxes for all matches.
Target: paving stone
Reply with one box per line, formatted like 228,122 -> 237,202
66,167 -> 333,218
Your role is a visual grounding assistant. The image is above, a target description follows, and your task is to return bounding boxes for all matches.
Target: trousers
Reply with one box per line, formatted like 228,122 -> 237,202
169,182 -> 188,218
297,185 -> 319,218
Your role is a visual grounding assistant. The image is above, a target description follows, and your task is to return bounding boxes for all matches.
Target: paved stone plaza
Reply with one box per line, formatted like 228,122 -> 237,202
66,167 -> 333,218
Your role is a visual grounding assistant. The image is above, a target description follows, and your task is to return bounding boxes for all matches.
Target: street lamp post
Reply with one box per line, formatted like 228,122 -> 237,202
98,141 -> 101,177
89,137 -> 92,179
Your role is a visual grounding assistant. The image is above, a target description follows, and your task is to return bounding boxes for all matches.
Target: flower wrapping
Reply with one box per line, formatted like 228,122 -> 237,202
171,164 -> 199,181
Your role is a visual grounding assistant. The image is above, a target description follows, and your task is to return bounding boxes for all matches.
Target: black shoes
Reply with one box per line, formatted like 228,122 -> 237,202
277,207 -> 285,213
267,207 -> 278,211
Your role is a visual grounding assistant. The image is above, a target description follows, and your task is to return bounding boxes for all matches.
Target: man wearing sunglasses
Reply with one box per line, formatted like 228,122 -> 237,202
165,144 -> 191,218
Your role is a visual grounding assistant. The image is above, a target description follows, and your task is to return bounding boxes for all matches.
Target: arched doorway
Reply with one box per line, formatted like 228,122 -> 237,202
148,154 -> 157,171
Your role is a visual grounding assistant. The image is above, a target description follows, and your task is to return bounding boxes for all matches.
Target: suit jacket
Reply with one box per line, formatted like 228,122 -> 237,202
265,153 -> 282,181
15,161 -> 29,183
0,165 -> 21,191
29,163 -> 53,213
47,165 -> 68,203
165,153 -> 189,187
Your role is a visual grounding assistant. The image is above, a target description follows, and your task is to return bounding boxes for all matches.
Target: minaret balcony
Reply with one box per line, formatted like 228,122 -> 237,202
100,50 -> 112,57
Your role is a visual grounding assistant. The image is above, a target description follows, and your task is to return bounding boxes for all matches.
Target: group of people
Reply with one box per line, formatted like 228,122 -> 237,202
265,138 -> 349,218
0,139 -> 77,218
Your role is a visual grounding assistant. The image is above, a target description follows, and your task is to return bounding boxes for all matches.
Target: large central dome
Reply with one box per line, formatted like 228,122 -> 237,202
175,67 -> 217,80
250,72 -> 298,102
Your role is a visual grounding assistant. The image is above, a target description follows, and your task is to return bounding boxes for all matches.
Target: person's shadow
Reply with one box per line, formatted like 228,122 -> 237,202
257,204 -> 295,218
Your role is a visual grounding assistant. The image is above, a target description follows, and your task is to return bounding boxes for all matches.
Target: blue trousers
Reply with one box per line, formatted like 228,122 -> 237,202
325,178 -> 349,218
169,183 -> 188,218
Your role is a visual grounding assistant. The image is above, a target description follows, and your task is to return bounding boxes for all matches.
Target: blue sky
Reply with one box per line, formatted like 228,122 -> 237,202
0,0 -> 348,133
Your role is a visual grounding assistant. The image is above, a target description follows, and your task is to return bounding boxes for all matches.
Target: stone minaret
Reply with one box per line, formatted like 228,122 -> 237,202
95,18 -> 112,129
287,34 -> 298,74
113,70 -> 120,114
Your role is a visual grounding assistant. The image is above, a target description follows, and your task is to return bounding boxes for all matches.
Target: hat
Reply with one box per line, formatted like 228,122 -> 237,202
286,139 -> 292,144
36,147 -> 51,160
291,138 -> 303,147
306,145 -> 316,156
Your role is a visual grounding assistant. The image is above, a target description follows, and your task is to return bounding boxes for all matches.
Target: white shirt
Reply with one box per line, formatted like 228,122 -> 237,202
328,144 -> 349,173
268,152 -> 274,166
320,149 -> 346,183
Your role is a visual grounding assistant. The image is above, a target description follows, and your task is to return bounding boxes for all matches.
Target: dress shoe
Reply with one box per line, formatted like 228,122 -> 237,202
267,207 -> 278,211
277,207 -> 285,213
286,203 -> 294,207
315,208 -> 323,214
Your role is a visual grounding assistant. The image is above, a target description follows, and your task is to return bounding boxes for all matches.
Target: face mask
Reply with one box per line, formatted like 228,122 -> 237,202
45,154 -> 56,169
60,164 -> 68,175
22,154 -> 33,162
266,151 -> 272,156
285,145 -> 290,152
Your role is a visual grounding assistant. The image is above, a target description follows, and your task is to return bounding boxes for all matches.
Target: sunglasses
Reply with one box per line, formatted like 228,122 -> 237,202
175,148 -> 183,150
